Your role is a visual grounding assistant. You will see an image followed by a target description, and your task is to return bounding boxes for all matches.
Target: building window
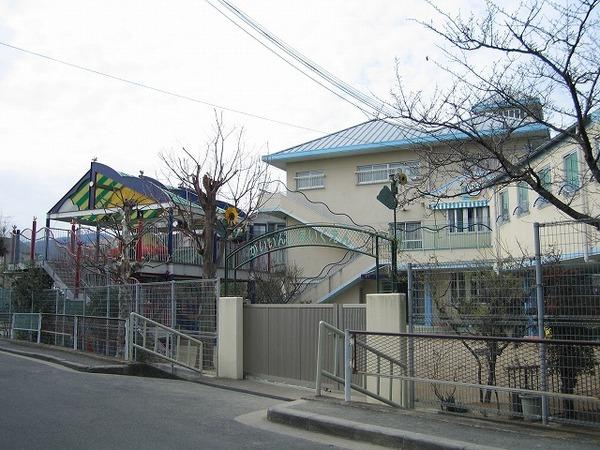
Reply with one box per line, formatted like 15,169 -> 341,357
448,207 -> 490,232
563,152 -> 579,191
499,191 -> 510,223
295,170 -> 325,190
450,272 -> 466,305
517,183 -> 529,215
356,161 -> 420,185
501,108 -> 526,119
393,221 -> 423,249
536,167 -> 551,207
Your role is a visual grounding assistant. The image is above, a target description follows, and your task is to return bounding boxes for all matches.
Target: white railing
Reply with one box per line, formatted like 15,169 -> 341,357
315,320 -> 403,407
128,312 -> 204,373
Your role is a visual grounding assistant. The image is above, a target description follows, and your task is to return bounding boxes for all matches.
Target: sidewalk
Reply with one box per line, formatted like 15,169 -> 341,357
267,396 -> 600,450
0,338 -> 129,373
0,338 -> 313,401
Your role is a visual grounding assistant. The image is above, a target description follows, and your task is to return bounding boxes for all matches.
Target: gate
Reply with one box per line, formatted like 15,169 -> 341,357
243,303 -> 365,386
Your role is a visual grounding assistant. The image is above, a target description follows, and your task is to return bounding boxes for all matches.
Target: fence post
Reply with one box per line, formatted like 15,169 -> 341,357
366,292 -> 408,407
10,314 -> 15,339
533,222 -> 549,425
344,329 -> 352,402
73,316 -> 78,350
124,316 -> 130,361
37,313 -> 41,344
217,296 -> 243,379
406,263 -> 415,408
134,283 -> 140,314
44,219 -> 50,261
316,321 -> 324,396
30,217 -> 37,263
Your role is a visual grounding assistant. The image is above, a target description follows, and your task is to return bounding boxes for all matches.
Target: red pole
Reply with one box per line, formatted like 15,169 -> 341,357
75,241 -> 82,298
30,217 -> 37,262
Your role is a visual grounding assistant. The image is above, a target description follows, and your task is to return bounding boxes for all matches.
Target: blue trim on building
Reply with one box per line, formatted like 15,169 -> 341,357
263,122 -> 549,167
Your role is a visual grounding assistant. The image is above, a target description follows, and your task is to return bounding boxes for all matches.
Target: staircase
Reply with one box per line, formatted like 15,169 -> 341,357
262,191 -> 392,303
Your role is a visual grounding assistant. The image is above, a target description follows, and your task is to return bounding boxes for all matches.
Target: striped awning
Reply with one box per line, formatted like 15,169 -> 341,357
428,199 -> 488,210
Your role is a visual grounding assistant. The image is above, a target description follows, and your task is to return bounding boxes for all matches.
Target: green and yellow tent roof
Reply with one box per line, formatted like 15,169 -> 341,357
47,162 -> 204,226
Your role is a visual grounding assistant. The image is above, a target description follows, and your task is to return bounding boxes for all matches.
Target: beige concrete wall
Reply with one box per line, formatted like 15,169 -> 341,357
365,293 -> 409,407
217,296 -> 243,379
491,123 -> 600,259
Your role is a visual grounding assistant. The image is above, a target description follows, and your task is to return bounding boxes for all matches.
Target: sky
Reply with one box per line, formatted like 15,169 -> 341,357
0,0 -> 483,230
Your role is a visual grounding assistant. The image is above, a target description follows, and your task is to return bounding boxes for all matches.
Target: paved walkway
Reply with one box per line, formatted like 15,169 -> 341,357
268,397 -> 600,449
0,338 -> 128,373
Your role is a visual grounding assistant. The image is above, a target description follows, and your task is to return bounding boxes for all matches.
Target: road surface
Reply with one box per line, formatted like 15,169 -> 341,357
0,351 -> 343,449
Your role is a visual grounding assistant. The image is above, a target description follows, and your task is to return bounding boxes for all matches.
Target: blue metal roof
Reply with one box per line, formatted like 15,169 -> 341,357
263,119 -> 550,169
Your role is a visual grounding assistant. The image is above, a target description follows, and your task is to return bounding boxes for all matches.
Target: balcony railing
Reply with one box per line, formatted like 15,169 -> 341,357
395,221 -> 492,252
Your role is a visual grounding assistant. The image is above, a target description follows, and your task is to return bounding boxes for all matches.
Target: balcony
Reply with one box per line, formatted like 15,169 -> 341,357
395,221 -> 492,252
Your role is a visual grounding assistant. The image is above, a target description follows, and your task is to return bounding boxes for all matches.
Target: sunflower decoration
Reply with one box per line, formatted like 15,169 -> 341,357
224,206 -> 239,226
397,171 -> 408,185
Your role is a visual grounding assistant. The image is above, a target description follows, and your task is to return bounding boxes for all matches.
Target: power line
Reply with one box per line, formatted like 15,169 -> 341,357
206,0 -> 400,118
0,40 -> 325,134
203,0 -> 421,149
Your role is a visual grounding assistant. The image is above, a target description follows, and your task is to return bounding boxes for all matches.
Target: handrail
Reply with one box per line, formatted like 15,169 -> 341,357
315,320 -> 402,408
130,312 -> 204,344
349,329 -> 600,347
129,312 -> 204,373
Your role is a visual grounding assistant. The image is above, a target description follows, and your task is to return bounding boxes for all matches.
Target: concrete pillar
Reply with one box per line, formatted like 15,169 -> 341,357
217,296 -> 243,379
365,293 -> 409,407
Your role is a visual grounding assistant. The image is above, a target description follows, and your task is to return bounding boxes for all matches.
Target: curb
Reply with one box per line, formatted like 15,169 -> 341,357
0,346 -> 129,374
267,403 -> 502,450
0,345 -> 296,402
152,364 -> 296,402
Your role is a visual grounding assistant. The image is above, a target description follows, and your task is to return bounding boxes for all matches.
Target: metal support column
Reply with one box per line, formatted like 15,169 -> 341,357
375,235 -> 380,293
406,262 -> 415,408
533,222 -> 549,424
44,218 -> 50,261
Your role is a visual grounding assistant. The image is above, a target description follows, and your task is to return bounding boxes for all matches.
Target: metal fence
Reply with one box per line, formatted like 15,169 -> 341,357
397,219 -> 600,427
243,303 -> 365,386
351,331 -> 600,427
3,279 -> 219,370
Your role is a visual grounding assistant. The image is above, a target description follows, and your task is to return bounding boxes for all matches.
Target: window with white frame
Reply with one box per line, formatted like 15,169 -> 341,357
393,221 -> 423,249
356,161 -> 420,185
536,166 -> 551,207
450,272 -> 466,305
448,207 -> 490,232
500,108 -> 526,119
295,170 -> 325,190
517,183 -> 529,214
499,191 -> 510,223
563,152 -> 579,191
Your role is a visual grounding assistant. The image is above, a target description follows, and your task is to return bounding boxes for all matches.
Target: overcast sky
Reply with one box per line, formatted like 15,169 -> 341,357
0,0 -> 485,230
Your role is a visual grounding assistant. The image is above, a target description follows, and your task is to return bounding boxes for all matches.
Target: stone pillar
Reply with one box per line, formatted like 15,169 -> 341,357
217,296 -> 243,379
365,293 -> 409,407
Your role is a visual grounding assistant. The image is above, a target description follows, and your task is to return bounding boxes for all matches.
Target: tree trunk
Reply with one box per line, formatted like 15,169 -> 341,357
203,207 -> 217,279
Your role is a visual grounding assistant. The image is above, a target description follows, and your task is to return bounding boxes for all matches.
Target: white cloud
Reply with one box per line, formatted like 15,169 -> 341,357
0,0 -> 490,228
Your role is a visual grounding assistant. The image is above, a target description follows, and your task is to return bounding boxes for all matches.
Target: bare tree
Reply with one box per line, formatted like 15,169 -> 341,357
250,264 -> 305,304
161,112 -> 270,279
392,0 -> 600,221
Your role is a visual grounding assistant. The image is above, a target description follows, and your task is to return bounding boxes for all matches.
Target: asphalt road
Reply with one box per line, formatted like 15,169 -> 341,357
0,352 -> 335,450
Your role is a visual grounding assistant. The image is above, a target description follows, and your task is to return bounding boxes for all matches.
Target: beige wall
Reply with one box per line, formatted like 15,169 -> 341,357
491,124 -> 600,259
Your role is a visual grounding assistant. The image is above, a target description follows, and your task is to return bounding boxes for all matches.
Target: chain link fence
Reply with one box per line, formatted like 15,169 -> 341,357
397,220 -> 600,427
3,279 -> 219,370
352,331 -> 600,426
